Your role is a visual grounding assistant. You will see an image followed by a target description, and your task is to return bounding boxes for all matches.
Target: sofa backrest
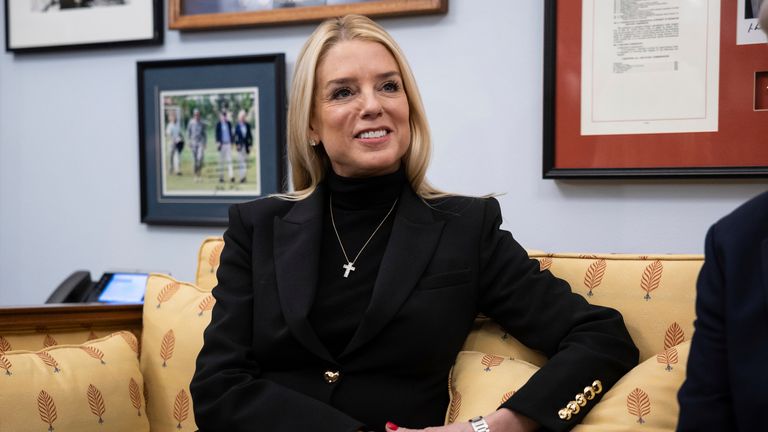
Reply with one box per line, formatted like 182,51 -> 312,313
197,239 -> 702,362
463,253 -> 702,363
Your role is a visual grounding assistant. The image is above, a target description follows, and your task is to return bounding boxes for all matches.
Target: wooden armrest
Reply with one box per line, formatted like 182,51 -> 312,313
0,303 -> 142,333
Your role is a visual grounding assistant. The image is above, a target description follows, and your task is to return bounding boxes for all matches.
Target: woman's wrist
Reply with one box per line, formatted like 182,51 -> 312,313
484,408 -> 538,432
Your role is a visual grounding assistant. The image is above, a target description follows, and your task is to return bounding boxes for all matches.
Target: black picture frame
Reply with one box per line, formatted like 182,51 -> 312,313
137,54 -> 286,226
543,0 -> 768,179
5,0 -> 163,53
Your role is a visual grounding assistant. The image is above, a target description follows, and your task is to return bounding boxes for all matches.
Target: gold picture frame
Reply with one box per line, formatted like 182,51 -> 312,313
169,0 -> 448,31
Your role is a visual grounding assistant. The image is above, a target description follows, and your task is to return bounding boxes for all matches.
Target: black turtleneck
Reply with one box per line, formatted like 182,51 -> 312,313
308,166 -> 406,358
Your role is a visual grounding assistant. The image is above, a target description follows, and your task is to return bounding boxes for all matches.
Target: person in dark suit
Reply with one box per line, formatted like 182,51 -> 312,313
190,15 -> 638,432
233,109 -> 253,183
215,110 -> 235,183
677,191 -> 768,431
677,9 -> 768,431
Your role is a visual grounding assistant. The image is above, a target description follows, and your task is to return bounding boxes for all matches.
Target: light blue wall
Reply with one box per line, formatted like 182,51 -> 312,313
1,1 -> 766,305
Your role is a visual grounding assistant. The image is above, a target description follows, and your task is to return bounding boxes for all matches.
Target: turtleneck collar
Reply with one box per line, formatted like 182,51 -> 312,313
326,165 -> 407,211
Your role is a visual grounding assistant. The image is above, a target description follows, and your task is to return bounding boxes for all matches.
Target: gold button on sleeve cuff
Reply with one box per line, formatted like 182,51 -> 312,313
566,401 -> 580,415
575,393 -> 587,406
558,408 -> 572,421
583,386 -> 596,400
592,380 -> 603,394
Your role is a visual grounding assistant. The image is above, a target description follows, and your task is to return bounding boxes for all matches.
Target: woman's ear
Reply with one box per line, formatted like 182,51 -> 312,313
308,122 -> 321,144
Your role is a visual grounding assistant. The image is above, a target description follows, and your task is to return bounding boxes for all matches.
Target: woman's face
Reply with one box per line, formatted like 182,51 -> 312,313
310,40 -> 411,178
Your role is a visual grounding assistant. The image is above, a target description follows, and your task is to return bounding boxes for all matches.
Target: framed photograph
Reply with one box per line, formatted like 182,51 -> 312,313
5,0 -> 162,53
544,0 -> 768,178
138,54 -> 286,226
169,0 -> 448,31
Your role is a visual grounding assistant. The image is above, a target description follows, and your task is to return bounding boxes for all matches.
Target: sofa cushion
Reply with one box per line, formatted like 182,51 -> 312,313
0,332 -> 149,431
195,237 -> 224,291
444,351 -> 539,424
141,273 -> 214,432
572,340 -> 691,431
461,318 -> 547,367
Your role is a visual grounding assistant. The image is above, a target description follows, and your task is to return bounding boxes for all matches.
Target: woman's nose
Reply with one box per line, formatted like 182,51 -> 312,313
359,90 -> 383,118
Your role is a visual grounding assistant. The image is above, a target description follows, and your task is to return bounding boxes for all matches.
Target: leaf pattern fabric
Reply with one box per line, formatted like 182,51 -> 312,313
43,334 -> 58,349
0,353 -> 12,376
80,346 -> 106,365
197,295 -> 216,316
0,335 -> 12,352
208,243 -> 224,273
160,330 -> 176,367
664,322 -> 685,350
656,347 -> 679,371
583,259 -> 607,296
641,260 -> 663,300
87,384 -> 106,423
173,390 -> 190,428
627,388 -> 651,423
37,390 -> 58,431
156,282 -> 181,308
447,390 -> 461,424
36,352 -> 61,373
481,354 -> 504,372
129,378 -> 143,416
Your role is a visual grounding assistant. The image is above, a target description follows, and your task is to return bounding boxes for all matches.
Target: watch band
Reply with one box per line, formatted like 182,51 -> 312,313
469,415 -> 490,432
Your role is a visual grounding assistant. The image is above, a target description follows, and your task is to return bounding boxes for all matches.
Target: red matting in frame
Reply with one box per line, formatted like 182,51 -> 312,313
546,0 -> 768,177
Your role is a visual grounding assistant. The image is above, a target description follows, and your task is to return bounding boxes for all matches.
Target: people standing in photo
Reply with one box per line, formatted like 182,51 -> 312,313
165,111 -> 184,176
216,110 -> 235,183
187,108 -> 207,183
234,109 -> 253,184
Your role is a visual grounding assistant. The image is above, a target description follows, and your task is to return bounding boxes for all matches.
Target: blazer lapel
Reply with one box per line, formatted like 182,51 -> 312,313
274,186 -> 335,364
340,187 -> 445,358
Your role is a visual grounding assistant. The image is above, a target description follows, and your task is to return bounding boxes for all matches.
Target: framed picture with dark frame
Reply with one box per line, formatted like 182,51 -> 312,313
137,54 -> 286,226
169,0 -> 447,31
5,0 -> 163,53
543,0 -> 768,179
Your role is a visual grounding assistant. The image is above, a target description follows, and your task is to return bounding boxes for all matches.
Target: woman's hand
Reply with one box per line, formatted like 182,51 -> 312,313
385,408 -> 538,432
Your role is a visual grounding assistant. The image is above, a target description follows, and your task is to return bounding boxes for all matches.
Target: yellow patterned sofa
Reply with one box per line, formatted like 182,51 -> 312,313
0,238 -> 702,431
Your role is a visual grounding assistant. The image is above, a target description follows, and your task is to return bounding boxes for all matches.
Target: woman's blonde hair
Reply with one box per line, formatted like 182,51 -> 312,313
282,14 -> 446,200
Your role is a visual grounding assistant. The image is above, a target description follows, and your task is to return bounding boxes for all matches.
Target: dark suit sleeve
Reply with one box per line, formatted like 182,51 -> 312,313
190,204 -> 365,432
676,224 -> 734,430
476,198 -> 638,432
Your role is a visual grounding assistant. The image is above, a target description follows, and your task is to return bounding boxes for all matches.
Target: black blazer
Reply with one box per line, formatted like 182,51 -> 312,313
677,191 -> 768,431
191,185 -> 637,432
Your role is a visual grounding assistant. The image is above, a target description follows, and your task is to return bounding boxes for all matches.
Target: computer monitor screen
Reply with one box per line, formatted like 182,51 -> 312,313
97,273 -> 147,303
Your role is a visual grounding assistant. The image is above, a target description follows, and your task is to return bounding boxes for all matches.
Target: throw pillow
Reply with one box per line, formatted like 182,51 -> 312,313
141,273 -> 214,432
0,332 -> 148,431
444,351 -> 540,424
572,340 -> 691,431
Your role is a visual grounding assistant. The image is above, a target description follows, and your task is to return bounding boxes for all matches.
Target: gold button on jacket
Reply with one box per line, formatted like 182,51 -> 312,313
323,370 -> 340,384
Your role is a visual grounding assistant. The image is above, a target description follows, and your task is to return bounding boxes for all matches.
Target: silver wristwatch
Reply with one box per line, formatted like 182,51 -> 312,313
469,415 -> 490,432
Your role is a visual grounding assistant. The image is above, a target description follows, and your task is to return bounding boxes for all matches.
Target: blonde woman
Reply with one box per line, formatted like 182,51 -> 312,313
191,15 -> 637,432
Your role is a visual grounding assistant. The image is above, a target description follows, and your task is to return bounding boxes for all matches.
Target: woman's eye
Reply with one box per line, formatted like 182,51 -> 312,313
331,88 -> 353,99
381,81 -> 401,92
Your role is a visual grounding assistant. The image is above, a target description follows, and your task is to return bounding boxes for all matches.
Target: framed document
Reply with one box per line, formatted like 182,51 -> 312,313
169,0 -> 448,31
544,0 -> 768,178
5,0 -> 162,53
137,54 -> 286,226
